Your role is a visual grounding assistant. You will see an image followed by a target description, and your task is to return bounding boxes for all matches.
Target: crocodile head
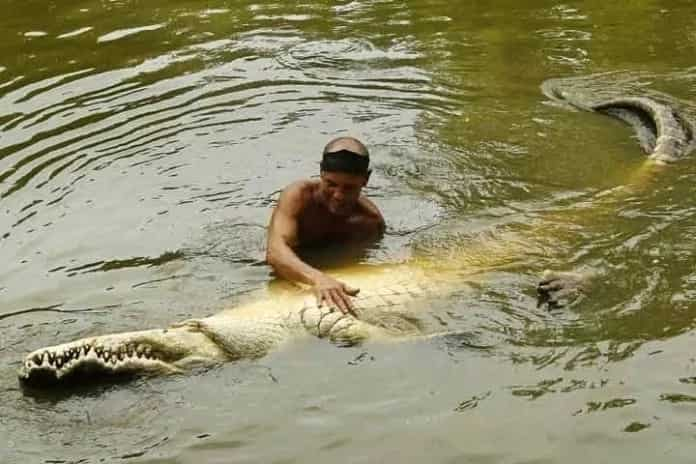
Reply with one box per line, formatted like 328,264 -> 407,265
18,325 -> 228,387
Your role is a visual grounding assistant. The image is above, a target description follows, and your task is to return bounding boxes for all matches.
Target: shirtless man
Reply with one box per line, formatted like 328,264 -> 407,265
266,137 -> 385,315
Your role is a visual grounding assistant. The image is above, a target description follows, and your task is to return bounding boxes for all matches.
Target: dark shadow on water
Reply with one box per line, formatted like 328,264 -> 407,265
19,363 -> 225,401
19,371 -> 140,402
434,330 -> 498,351
295,240 -> 380,269
68,251 -> 184,274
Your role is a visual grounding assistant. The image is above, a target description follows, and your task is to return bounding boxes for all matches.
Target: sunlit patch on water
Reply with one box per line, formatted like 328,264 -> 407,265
23,31 -> 49,38
57,27 -> 94,40
97,24 -> 167,43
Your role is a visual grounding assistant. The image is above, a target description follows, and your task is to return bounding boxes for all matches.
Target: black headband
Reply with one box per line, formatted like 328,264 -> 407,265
320,149 -> 370,175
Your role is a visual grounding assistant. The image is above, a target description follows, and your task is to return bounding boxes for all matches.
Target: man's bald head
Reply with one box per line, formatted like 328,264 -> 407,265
320,136 -> 371,176
323,137 -> 369,158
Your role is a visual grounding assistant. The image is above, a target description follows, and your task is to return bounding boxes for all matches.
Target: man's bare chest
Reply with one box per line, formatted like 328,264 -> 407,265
297,207 -> 361,246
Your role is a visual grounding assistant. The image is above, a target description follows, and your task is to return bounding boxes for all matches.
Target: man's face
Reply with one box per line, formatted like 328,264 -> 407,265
318,171 -> 368,216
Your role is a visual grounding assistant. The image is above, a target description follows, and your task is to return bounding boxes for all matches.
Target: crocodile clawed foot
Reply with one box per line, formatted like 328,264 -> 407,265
537,270 -> 588,310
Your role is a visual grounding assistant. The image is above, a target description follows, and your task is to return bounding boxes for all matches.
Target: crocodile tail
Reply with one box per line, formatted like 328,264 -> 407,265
542,78 -> 695,163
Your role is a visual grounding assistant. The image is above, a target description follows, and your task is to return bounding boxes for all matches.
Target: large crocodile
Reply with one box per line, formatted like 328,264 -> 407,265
18,263 -> 468,387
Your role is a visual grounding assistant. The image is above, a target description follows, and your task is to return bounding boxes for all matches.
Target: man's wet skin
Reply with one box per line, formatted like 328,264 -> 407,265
266,136 -> 385,316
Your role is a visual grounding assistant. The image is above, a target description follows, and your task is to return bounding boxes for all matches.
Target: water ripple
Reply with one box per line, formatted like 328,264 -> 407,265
97,24 -> 167,43
0,34 -> 461,205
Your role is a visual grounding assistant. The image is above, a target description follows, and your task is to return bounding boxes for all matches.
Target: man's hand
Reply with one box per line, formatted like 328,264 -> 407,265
312,274 -> 360,316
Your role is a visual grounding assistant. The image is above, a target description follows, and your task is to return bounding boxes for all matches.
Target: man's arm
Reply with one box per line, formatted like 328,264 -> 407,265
266,184 -> 359,315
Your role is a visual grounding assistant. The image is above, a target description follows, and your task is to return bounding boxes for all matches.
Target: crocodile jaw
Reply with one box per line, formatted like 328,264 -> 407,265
18,328 -> 226,386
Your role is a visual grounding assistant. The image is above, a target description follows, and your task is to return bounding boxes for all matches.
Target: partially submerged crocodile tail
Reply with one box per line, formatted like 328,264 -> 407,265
542,79 -> 695,163
592,97 -> 694,163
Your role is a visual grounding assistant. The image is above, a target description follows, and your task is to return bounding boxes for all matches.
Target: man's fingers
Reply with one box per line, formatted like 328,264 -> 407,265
340,292 -> 358,318
317,289 -> 341,312
331,289 -> 351,313
314,288 -> 325,307
316,289 -> 335,309
343,285 -> 360,296
337,292 -> 358,318
312,282 -> 358,317
315,288 -> 345,312
328,289 -> 358,317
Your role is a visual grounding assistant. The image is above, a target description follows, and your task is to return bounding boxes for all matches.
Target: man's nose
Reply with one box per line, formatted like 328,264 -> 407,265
333,189 -> 346,200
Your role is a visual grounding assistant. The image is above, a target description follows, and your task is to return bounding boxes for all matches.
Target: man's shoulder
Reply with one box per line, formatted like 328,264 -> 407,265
281,179 -> 317,197
358,195 -> 384,219
276,179 -> 318,213
353,196 -> 385,230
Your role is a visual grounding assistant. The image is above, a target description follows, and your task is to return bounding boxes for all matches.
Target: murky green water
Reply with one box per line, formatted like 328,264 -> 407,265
2,1 -> 696,462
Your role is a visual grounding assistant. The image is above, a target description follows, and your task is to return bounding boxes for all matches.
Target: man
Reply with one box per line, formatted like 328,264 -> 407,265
266,136 -> 385,315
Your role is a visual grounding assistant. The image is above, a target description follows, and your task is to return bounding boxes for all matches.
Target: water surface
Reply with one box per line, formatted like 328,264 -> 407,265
2,1 -> 696,462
